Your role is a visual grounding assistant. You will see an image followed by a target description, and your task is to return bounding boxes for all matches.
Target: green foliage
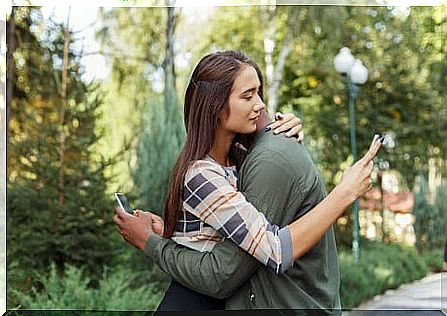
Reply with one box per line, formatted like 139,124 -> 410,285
131,87 -> 185,214
96,8 -> 165,89
200,6 -> 266,68
420,248 -> 444,272
280,6 -> 445,190
412,175 -> 445,251
95,8 -> 168,197
7,7 -> 125,299
435,182 -> 447,229
339,241 -> 428,308
10,263 -> 167,311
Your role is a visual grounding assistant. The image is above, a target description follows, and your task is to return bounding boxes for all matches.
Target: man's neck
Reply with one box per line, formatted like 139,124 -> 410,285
256,111 -> 271,133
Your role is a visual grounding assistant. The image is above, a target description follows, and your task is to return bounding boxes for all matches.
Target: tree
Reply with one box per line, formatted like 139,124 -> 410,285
281,6 -> 445,190
94,7 -> 167,195
261,5 -> 300,114
132,2 -> 185,214
7,8 -> 122,301
96,5 -> 185,214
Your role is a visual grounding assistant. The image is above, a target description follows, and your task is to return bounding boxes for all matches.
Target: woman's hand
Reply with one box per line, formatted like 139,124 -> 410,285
114,207 -> 154,251
134,210 -> 164,236
336,137 -> 383,204
268,112 -> 304,142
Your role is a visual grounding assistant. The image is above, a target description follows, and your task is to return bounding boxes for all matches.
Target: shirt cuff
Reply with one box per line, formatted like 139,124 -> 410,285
278,226 -> 294,273
144,234 -> 163,258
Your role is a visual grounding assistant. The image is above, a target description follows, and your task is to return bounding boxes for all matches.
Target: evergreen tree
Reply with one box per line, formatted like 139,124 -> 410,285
7,8 -> 122,301
131,87 -> 184,215
131,4 -> 185,214
97,6 -> 185,215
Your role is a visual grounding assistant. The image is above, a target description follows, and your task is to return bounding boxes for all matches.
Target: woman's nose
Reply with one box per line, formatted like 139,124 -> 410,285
254,95 -> 265,112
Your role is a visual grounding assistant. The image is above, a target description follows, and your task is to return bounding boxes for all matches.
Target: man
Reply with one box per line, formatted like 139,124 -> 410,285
115,110 -> 341,313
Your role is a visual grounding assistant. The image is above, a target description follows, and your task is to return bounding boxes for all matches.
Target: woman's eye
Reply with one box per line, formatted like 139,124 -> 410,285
245,95 -> 253,101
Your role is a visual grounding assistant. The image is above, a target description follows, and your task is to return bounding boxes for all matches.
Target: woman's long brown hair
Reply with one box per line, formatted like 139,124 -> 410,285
163,50 -> 264,238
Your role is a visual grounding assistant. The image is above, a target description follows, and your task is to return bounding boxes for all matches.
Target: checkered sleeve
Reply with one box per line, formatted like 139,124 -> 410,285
183,160 -> 294,274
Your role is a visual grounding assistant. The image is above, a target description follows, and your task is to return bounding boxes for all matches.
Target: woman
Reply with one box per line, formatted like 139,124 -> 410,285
117,50 -> 382,310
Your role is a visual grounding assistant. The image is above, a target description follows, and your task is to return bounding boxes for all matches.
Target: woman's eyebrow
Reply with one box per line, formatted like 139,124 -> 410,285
241,85 -> 260,95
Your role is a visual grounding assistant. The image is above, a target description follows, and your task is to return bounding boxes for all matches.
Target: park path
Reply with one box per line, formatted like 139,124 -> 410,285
345,272 -> 446,316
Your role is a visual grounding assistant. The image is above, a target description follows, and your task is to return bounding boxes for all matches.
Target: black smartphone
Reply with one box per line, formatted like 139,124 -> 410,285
114,192 -> 134,214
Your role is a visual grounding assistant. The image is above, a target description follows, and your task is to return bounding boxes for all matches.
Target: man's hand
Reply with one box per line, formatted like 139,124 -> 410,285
337,137 -> 383,204
113,207 -> 154,251
134,210 -> 165,236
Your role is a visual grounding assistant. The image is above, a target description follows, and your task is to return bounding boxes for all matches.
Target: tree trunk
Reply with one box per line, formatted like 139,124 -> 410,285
59,7 -> 71,205
268,9 -> 298,113
6,7 -> 17,142
164,0 -> 178,106
260,5 -> 276,113
261,6 -> 299,114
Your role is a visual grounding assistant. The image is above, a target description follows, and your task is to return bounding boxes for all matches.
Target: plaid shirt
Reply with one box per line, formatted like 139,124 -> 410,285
172,156 -> 293,274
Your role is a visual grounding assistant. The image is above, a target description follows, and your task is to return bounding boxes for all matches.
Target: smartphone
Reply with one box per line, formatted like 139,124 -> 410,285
114,192 -> 134,214
370,134 -> 381,150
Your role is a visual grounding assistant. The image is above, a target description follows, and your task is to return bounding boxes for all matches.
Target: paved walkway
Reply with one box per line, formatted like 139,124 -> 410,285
345,272 -> 446,316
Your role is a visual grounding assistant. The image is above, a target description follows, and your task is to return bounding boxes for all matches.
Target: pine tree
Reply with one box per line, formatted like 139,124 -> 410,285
131,87 -> 184,215
7,8 -> 121,298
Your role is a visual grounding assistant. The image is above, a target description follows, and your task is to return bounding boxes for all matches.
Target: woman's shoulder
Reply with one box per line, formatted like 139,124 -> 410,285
185,158 -> 225,182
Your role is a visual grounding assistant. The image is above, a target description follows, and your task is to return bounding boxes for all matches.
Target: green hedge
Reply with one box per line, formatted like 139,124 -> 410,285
9,263 -> 169,311
339,241 -> 443,308
10,242 -> 444,311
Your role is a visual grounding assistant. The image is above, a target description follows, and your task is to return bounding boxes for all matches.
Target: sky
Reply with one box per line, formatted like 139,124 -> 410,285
39,3 -> 221,83
41,6 -> 108,82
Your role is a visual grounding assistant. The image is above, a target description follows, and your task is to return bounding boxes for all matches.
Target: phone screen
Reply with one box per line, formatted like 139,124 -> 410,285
115,193 -> 133,214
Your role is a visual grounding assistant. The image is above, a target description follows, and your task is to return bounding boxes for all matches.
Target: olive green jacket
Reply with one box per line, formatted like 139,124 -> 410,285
145,130 -> 341,313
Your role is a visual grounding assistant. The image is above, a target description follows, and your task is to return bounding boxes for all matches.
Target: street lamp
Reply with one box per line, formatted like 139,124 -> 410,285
334,47 -> 368,262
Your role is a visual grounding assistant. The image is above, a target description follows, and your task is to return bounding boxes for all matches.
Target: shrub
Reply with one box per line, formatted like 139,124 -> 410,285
421,249 -> 444,272
340,241 -> 428,308
412,176 -> 445,251
10,263 -> 168,311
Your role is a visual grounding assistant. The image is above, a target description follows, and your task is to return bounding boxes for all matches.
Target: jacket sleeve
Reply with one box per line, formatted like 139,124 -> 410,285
145,234 -> 260,299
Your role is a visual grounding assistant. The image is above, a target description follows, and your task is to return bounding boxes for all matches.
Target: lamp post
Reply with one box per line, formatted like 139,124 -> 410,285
334,47 -> 368,262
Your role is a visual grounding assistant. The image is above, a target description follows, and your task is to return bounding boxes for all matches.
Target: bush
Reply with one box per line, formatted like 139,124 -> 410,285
412,176 -> 445,251
340,241 -> 428,308
10,263 -> 168,311
421,249 -> 444,272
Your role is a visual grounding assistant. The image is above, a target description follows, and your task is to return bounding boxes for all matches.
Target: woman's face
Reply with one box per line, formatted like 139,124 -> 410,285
220,65 -> 265,135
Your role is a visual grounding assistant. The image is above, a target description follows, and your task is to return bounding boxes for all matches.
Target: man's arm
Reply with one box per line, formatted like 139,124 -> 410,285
145,151 -> 297,299
146,235 -> 260,299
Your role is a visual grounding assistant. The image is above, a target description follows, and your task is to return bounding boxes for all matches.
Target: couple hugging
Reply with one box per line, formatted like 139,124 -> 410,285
114,50 -> 382,313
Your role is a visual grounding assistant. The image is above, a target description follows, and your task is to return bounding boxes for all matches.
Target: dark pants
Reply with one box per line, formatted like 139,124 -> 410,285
156,279 -> 225,312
